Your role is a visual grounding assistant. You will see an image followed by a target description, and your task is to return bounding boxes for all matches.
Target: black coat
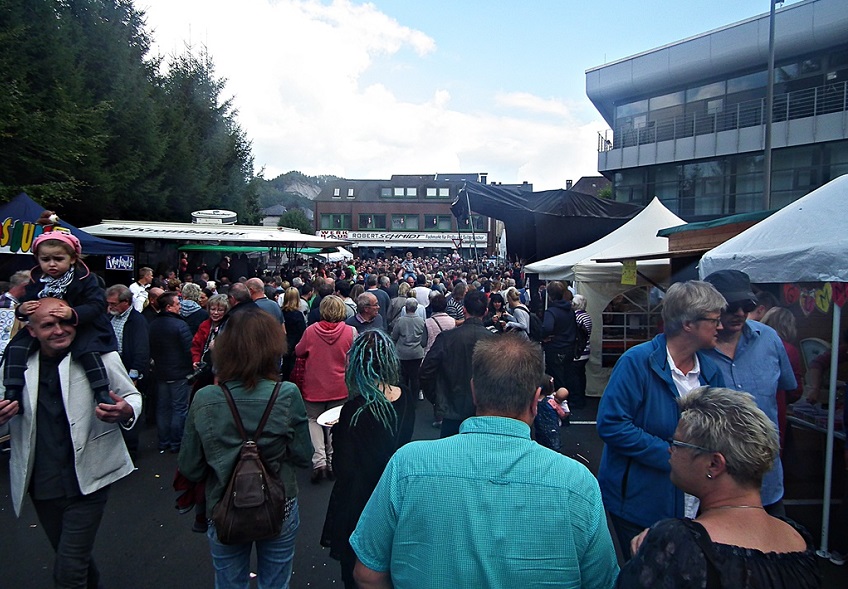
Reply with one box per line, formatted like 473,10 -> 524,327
149,311 -> 192,381
419,317 -> 496,421
116,309 -> 150,380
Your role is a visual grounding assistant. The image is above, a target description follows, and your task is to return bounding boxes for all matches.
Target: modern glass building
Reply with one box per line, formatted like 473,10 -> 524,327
587,0 -> 848,220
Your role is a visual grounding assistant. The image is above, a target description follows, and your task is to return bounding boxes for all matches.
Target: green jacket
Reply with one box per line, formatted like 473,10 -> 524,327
179,379 -> 313,517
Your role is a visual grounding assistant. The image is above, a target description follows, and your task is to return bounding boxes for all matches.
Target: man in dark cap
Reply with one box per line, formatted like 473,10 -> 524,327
703,269 -> 796,516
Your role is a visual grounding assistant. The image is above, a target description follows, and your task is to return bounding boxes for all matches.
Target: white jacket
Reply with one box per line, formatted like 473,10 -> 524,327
1,351 -> 142,515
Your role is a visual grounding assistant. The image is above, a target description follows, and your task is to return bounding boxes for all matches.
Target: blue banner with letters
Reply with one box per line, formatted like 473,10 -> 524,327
106,255 -> 135,271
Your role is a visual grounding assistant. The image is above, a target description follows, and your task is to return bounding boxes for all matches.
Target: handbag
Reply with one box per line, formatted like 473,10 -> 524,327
211,382 -> 290,545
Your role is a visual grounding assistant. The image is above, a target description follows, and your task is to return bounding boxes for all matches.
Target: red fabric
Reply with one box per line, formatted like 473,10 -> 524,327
294,320 -> 354,403
191,319 -> 212,364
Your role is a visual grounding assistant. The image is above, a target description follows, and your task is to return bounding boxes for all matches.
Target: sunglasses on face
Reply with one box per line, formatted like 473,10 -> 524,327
726,300 -> 757,314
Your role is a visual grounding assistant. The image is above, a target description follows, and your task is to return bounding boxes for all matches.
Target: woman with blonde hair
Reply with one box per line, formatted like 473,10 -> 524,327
617,386 -> 820,588
281,287 -> 306,382
760,307 -> 803,450
295,295 -> 357,483
180,282 -> 208,335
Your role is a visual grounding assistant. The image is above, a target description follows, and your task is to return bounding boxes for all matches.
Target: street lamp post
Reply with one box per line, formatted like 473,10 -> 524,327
763,0 -> 779,211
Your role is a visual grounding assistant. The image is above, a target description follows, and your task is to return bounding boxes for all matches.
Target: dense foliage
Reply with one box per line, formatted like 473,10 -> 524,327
0,0 -> 259,226
277,209 -> 313,235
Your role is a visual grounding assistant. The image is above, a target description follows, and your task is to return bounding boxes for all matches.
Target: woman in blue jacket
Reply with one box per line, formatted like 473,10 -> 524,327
596,280 -> 727,560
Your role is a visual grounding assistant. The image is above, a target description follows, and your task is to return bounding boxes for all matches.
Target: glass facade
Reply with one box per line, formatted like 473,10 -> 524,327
613,140 -> 847,218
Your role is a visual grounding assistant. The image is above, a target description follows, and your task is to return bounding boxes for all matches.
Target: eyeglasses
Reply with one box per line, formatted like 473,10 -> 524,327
694,316 -> 722,327
726,300 -> 757,314
668,438 -> 714,453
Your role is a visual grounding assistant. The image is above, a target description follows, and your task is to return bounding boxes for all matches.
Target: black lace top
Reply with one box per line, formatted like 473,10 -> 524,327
616,517 -> 821,589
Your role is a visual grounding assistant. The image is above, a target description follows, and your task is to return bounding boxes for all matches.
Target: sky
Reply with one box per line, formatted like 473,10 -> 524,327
140,0 -> 804,190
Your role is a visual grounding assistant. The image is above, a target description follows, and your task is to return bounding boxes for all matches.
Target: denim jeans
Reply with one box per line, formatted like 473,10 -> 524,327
156,379 -> 190,451
207,499 -> 300,589
609,512 -> 647,562
31,486 -> 109,589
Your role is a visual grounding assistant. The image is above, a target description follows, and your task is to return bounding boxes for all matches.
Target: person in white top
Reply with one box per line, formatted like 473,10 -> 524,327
129,267 -> 153,312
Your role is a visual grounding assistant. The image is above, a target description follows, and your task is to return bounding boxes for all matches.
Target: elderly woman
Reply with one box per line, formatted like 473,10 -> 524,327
571,294 -> 592,410
391,298 -> 426,408
190,293 -> 230,393
387,281 -> 412,330
321,331 -> 415,588
760,307 -> 803,451
179,309 -> 312,589
295,295 -> 357,484
597,280 -> 727,559
617,387 -> 820,588
180,282 -> 208,335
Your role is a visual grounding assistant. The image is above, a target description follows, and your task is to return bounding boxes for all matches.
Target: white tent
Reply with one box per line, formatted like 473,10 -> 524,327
525,198 -> 685,395
314,247 -> 354,263
700,173 -> 848,555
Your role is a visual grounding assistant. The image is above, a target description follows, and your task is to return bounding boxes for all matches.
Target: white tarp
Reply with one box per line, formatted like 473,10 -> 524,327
524,198 -> 684,280
699,174 -> 848,282
315,247 -> 354,262
699,173 -> 848,555
525,198 -> 684,395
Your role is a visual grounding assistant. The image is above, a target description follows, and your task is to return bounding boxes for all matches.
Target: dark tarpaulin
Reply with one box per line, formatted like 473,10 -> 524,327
452,182 -> 642,263
0,193 -> 133,256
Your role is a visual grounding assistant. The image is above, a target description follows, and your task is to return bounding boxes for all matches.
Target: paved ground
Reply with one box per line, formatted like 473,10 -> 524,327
1,398 -> 845,588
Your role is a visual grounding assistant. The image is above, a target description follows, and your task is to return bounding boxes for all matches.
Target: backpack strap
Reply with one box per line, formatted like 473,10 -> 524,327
219,382 -> 282,442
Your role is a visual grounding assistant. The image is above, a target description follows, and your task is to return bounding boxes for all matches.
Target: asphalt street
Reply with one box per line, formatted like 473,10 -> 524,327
1,398 -> 844,588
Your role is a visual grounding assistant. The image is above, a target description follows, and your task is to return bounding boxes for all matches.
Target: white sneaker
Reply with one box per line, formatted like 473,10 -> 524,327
830,551 -> 846,566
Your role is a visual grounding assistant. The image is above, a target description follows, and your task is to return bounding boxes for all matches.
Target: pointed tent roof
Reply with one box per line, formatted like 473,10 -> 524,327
0,193 -> 133,256
525,198 -> 685,280
699,174 -> 848,283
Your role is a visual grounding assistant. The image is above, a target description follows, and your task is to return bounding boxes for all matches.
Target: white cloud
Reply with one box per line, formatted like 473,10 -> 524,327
141,0 -> 603,191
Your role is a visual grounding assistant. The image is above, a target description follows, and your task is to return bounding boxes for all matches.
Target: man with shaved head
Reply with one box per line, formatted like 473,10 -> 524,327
246,277 -> 282,322
0,298 -> 142,588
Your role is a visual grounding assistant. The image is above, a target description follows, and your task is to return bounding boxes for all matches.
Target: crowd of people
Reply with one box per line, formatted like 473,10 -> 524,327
0,236 -> 837,588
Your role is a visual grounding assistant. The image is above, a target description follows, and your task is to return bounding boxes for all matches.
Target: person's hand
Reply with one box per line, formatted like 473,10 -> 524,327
0,399 -> 20,426
19,301 -> 40,316
630,528 -> 650,556
192,361 -> 200,370
48,306 -> 73,321
95,391 -> 134,423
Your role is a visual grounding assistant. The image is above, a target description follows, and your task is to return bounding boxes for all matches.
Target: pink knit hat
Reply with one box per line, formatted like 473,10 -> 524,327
33,230 -> 82,256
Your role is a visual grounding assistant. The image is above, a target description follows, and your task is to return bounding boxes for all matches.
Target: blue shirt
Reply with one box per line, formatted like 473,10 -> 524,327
350,416 -> 618,589
704,320 -> 796,506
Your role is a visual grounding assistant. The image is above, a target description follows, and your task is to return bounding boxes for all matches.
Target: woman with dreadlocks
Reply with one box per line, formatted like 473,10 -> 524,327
320,330 -> 415,588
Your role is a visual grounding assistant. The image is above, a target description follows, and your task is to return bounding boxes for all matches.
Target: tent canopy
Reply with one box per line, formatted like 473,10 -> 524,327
699,174 -> 848,282
699,174 -> 848,555
452,182 -> 641,262
0,193 -> 133,256
525,198 -> 685,280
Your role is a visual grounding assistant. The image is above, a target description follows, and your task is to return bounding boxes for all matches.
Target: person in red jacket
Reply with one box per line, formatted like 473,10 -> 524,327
295,295 -> 357,483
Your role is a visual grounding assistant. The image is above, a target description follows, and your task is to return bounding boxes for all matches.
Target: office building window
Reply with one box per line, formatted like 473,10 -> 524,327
424,215 -> 453,231
320,214 -> 351,230
461,214 -> 487,232
359,214 -> 386,229
391,214 -> 419,230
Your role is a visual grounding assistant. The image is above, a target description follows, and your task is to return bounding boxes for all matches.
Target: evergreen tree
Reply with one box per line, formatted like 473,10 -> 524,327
278,209 -> 314,235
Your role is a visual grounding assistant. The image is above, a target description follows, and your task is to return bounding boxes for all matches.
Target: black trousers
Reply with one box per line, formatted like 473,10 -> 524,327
32,486 -> 110,589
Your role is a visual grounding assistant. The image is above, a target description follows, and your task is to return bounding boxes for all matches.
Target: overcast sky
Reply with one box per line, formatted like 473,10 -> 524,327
140,0 -> 801,190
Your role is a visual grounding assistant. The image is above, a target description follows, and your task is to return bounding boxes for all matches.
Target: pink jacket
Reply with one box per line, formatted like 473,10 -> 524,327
294,320 -> 355,403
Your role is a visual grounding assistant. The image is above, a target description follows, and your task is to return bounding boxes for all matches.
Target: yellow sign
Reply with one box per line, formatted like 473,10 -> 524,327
621,260 -> 637,285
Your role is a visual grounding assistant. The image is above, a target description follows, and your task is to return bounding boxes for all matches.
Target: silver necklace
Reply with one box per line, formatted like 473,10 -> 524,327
704,505 -> 764,512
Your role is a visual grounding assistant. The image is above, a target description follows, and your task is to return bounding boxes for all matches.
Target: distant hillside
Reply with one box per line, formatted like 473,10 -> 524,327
257,171 -> 342,211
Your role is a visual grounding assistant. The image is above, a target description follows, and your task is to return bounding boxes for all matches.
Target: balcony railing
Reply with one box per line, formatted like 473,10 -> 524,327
598,80 -> 848,152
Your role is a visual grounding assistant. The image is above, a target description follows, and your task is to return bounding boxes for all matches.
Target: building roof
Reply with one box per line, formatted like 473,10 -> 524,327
585,0 -> 848,125
570,176 -> 611,199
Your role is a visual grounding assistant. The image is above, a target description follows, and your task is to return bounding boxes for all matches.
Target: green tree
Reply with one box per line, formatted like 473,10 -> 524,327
278,209 -> 314,234
597,186 -> 613,199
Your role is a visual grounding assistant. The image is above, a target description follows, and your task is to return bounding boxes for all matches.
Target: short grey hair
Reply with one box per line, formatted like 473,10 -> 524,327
10,270 -> 30,288
677,387 -> 778,489
661,281 -> 726,335
357,292 -> 376,313
207,293 -> 230,313
105,283 -> 132,303
181,282 -> 202,302
572,294 -> 587,312
404,298 -> 418,313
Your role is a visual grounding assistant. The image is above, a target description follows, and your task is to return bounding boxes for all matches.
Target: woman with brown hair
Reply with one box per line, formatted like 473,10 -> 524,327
179,309 -> 312,589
